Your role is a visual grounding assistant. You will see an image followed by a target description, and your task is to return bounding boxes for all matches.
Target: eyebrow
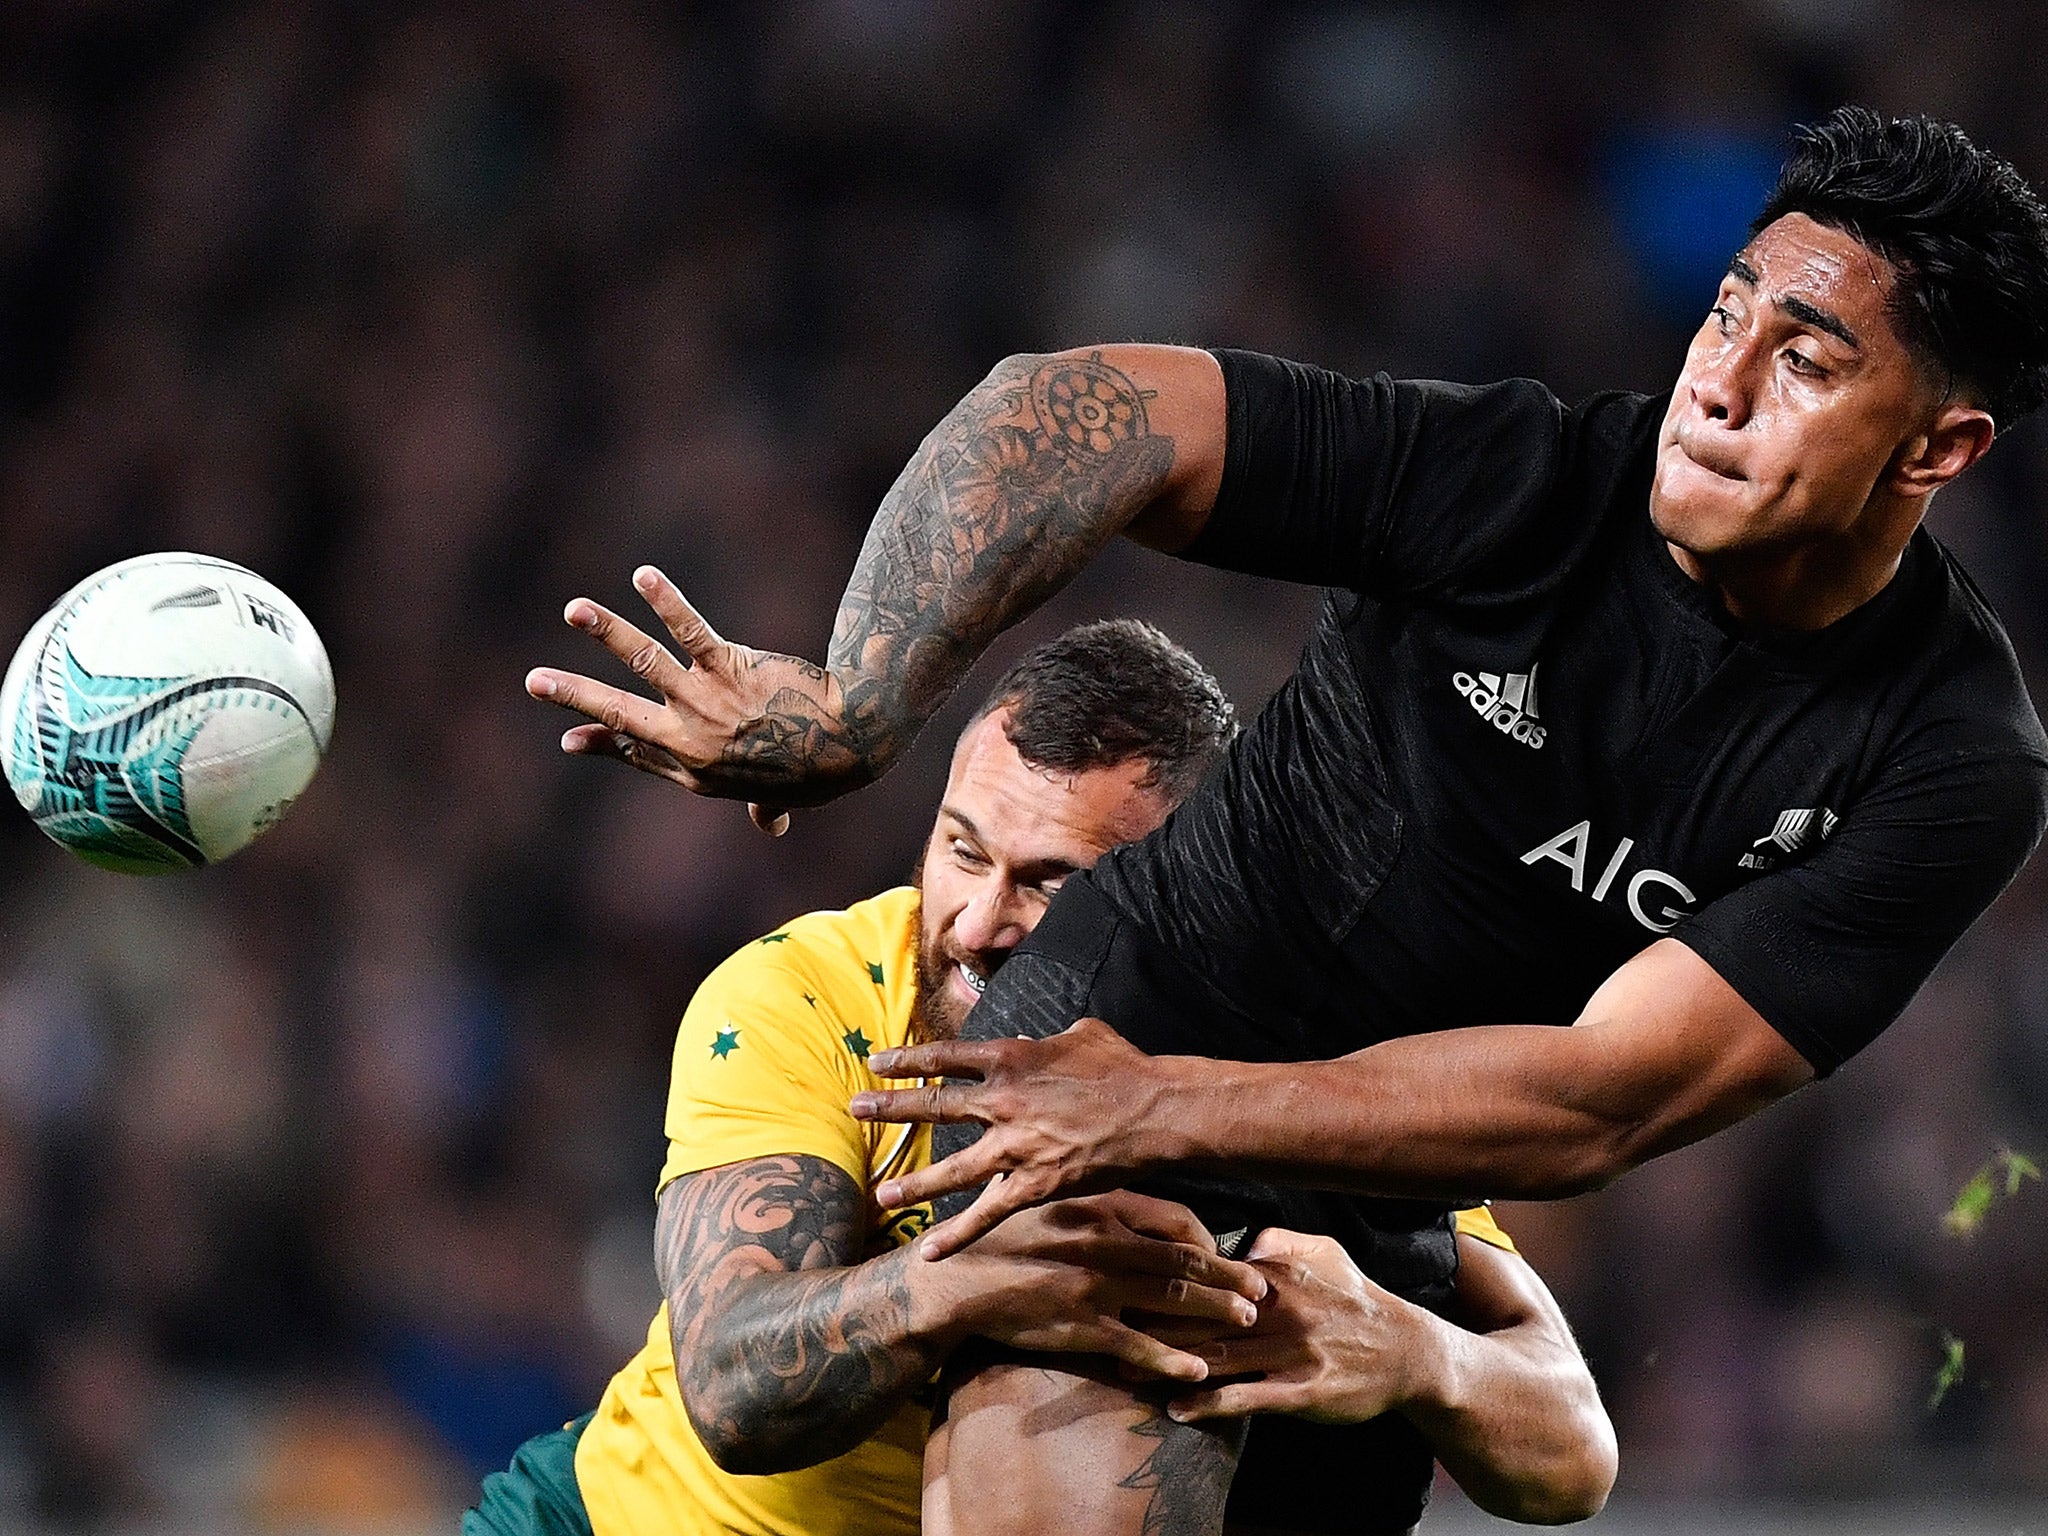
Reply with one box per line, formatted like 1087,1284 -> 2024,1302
937,807 -> 1083,879
1782,295 -> 1861,351
1726,255 -> 1862,350
940,806 -> 984,845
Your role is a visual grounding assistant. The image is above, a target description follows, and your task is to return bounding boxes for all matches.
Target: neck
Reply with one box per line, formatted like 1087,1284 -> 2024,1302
1666,493 -> 1923,631
1667,540 -> 1905,629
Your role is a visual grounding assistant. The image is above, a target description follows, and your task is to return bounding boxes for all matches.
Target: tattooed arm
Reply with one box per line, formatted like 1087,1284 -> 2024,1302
659,1154 -> 932,1474
821,347 -> 1223,781
660,1159 -> 1264,1476
528,347 -> 1225,805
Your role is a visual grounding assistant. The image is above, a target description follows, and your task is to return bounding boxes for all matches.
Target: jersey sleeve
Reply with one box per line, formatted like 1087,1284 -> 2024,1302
1677,745 -> 2048,1076
657,944 -> 870,1192
1183,349 -> 1571,597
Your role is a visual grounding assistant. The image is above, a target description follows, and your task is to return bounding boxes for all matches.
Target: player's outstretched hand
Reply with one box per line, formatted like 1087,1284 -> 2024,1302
1163,1228 -> 1424,1425
525,565 -> 862,826
927,1189 -> 1267,1383
852,1018 -> 1180,1257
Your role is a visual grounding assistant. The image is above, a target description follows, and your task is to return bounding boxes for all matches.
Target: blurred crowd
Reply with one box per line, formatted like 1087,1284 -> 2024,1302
2,0 -> 2047,1527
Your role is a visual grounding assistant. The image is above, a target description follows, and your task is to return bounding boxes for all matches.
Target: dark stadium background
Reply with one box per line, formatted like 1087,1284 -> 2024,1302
0,2 -> 2044,1530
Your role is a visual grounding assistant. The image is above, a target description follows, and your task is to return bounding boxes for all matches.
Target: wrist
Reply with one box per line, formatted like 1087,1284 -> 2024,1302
827,669 -> 916,784
899,1239 -> 977,1353
1388,1299 -> 1464,1420
1151,1054 -> 1252,1166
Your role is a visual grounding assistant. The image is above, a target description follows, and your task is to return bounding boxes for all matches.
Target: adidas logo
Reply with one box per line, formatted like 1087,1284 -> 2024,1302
1452,665 -> 1546,750
1737,807 -> 1838,869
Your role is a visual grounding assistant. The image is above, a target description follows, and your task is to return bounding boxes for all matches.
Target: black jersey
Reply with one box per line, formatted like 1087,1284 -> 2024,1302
1081,349 -> 2048,1076
934,349 -> 2048,1536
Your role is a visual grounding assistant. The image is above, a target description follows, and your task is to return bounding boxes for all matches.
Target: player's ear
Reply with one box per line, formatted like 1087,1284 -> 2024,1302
1891,397 -> 1995,497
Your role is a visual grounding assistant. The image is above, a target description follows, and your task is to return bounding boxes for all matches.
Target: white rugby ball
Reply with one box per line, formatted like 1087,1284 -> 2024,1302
1,553 -> 334,874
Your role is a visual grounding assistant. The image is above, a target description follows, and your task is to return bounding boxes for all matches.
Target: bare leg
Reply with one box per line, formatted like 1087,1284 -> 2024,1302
923,1352 -> 1245,1536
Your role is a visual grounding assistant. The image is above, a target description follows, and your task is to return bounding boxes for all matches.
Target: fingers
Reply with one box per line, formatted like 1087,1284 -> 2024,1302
1245,1228 -> 1347,1266
1087,1321 -> 1211,1384
863,1039 -> 1002,1082
526,667 -> 679,743
562,598 -> 693,698
1167,1379 -> 1307,1423
872,1135 -> 1007,1211
559,722 -> 618,755
851,1081 -> 987,1132
1062,1196 -> 1264,1302
1186,1336 -> 1297,1380
558,723 -> 703,788
1247,1230 -> 1376,1301
749,803 -> 791,837
1088,1190 -> 1216,1250
916,1174 -> 1038,1260
1124,1315 -> 1242,1351
632,565 -> 725,664
1160,1247 -> 1269,1304
1090,1227 -> 1266,1302
1113,1272 -> 1259,1327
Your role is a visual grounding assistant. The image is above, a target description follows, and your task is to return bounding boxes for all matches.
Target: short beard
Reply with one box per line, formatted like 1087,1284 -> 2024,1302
910,940 -> 956,1044
907,869 -> 956,1047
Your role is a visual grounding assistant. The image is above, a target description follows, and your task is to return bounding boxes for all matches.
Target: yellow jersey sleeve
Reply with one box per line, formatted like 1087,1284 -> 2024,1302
1453,1204 -> 1517,1254
657,936 -> 877,1193
581,892 -> 929,1536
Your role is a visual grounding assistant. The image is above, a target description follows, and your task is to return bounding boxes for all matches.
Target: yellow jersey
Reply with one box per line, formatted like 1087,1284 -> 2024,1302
575,887 -> 933,1536
570,883 -> 1519,1535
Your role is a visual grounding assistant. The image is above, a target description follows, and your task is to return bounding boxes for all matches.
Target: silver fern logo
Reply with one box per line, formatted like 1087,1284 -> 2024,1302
1738,807 -> 1839,870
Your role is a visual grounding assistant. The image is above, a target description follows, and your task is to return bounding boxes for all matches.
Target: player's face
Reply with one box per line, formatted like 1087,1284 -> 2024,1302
1651,213 -> 1941,560
912,709 -> 1172,1041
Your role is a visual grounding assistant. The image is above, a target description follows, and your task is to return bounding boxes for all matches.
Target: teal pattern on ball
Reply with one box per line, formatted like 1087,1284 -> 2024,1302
10,621 -> 307,874
13,632 -> 206,870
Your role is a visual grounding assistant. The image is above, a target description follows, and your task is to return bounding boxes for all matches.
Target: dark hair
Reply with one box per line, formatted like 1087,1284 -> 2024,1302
969,619 -> 1236,802
1752,106 -> 2048,429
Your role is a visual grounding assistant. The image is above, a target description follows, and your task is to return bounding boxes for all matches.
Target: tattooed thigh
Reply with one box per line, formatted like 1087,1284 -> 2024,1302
925,1351 -> 1244,1536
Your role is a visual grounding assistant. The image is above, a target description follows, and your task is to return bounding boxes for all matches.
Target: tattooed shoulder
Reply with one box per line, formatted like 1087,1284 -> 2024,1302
656,1153 -> 864,1297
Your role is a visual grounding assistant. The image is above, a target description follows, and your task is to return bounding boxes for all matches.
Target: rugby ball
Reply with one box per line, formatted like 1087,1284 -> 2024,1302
0,553 -> 334,874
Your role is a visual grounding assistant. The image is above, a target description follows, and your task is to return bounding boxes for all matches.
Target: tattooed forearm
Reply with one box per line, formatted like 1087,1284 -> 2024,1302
794,351 -> 1175,779
658,1155 -> 948,1475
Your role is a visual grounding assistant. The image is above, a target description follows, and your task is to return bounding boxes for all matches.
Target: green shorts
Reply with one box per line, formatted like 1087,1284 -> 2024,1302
463,1414 -> 595,1536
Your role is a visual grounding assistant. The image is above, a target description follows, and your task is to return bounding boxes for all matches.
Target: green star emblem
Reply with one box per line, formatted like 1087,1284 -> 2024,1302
842,1028 -> 872,1061
866,962 -> 885,985
710,1027 -> 741,1060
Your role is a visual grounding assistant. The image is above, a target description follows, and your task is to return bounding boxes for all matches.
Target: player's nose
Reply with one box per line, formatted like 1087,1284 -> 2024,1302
1688,339 -> 1755,429
952,879 -> 1027,952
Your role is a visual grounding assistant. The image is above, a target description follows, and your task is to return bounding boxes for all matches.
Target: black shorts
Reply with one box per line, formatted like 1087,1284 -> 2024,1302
1230,1414 -> 1428,1536
933,876 -> 1457,1534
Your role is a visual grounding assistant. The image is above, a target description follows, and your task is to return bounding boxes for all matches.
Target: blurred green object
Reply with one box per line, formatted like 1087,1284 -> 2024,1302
1942,1146 -> 2040,1236
1927,1332 -> 1965,1411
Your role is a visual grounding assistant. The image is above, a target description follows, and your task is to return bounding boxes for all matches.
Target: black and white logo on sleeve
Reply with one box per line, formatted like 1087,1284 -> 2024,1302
1737,807 -> 1839,870
1452,664 -> 1546,749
